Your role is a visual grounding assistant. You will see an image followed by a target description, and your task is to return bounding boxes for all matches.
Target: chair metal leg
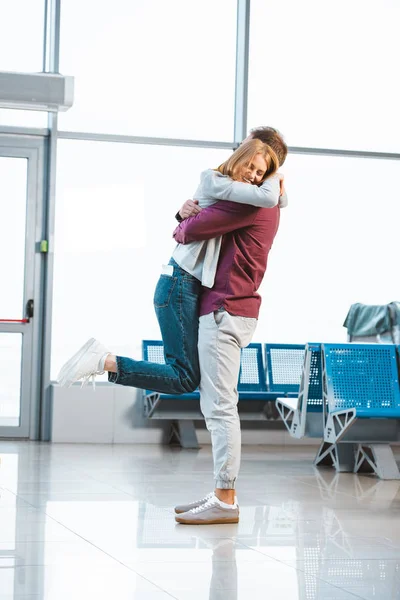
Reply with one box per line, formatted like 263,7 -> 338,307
324,409 -> 357,444
354,444 -> 400,480
169,420 -> 200,449
314,441 -> 355,472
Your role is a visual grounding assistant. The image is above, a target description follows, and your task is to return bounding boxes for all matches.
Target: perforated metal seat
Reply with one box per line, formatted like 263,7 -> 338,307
238,344 -> 267,392
322,343 -> 400,479
265,343 -> 305,395
237,343 -> 280,400
324,344 -> 400,418
143,341 -> 165,365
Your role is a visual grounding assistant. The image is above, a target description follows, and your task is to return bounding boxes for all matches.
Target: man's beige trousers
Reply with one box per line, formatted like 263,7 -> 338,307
198,310 -> 257,489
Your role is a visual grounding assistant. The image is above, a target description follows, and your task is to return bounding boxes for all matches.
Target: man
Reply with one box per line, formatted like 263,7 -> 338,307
174,126 -> 287,525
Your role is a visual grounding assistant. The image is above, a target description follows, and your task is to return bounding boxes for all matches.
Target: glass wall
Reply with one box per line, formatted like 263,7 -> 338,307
0,0 -> 45,72
256,153 -> 400,343
58,0 -> 237,140
0,0 -> 398,375
0,0 -> 48,128
248,0 -> 400,152
51,141 -> 230,377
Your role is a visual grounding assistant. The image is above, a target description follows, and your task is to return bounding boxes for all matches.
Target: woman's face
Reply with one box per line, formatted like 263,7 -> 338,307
238,153 -> 268,185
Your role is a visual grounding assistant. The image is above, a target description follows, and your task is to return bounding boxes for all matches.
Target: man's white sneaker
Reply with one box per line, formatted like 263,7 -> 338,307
175,492 -> 214,515
57,338 -> 110,389
175,494 -> 239,525
175,493 -> 238,514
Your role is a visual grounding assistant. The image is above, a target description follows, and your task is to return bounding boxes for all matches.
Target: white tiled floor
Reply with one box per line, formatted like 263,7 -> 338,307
0,442 -> 400,599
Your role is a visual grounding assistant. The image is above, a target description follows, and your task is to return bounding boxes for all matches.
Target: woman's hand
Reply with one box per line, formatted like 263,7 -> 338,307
278,173 -> 285,196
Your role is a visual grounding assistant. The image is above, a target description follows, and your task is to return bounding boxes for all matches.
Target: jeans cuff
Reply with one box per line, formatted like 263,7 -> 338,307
215,479 -> 236,490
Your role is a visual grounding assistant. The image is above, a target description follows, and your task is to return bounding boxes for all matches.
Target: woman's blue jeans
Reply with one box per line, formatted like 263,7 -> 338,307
108,258 -> 201,393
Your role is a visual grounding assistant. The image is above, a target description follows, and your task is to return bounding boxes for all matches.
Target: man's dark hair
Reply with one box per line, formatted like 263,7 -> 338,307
250,126 -> 288,166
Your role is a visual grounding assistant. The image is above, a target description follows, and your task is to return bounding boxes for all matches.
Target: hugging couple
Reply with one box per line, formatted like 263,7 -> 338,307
58,125 -> 288,525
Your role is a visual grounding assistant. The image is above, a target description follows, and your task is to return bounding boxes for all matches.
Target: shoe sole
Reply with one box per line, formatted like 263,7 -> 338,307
175,517 -> 239,525
57,338 -> 97,387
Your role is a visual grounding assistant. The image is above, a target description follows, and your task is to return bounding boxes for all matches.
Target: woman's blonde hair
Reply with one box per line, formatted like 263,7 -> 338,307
216,139 -> 279,183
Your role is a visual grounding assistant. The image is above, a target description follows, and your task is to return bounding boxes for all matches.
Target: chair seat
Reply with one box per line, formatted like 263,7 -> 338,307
145,391 -> 200,401
238,391 -> 281,401
331,407 -> 400,419
146,391 -> 280,402
277,397 -> 299,411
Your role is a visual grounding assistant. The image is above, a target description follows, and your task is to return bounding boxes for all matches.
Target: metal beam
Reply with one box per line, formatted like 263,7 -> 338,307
44,0 -> 61,74
0,126 -> 49,137
56,132 -> 400,161
40,0 -> 61,440
57,130 -> 234,150
233,0 -> 251,144
288,145 -> 400,161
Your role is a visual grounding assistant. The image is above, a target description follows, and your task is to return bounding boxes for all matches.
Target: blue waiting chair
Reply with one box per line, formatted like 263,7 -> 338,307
322,343 -> 400,479
273,343 -> 355,472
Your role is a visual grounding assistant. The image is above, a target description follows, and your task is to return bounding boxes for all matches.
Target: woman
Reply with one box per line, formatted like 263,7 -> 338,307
57,139 -> 285,390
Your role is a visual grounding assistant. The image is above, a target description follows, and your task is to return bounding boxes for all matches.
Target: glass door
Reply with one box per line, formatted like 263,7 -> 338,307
0,136 -> 45,437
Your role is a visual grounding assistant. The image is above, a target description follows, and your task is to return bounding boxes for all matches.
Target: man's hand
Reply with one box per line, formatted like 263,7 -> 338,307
179,199 -> 202,220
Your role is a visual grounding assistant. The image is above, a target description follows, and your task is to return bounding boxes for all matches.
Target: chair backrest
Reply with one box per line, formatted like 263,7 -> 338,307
265,344 -> 306,393
142,340 -> 165,364
323,343 -> 400,415
238,343 -> 267,392
290,343 -> 324,438
306,343 -> 324,412
142,340 -> 266,392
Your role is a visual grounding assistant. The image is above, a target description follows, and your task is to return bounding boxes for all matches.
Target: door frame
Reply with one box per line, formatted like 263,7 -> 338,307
0,134 -> 47,438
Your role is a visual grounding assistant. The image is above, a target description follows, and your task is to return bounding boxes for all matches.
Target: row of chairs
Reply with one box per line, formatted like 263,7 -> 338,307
142,340 -> 400,479
142,341 -> 306,448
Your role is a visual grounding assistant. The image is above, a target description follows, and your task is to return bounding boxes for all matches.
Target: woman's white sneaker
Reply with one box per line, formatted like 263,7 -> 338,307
57,338 -> 110,389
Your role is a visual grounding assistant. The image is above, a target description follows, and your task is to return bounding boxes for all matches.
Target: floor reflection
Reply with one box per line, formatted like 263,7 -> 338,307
1,443 -> 400,599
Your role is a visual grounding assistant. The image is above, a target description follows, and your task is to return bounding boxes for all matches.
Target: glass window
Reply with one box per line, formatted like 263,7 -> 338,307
0,157 -> 27,319
248,0 -> 400,152
0,1 -> 47,127
255,153 -> 400,344
51,140 -> 231,378
0,334 -> 22,427
58,0 -> 237,141
0,0 -> 45,72
0,109 -> 47,128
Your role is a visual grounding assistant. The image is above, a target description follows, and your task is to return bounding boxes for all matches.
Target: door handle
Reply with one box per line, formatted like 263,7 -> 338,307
26,299 -> 34,321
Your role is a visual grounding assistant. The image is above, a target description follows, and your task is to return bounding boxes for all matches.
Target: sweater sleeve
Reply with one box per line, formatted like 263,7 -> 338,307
173,201 -> 258,244
200,169 -> 280,208
279,190 -> 288,208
